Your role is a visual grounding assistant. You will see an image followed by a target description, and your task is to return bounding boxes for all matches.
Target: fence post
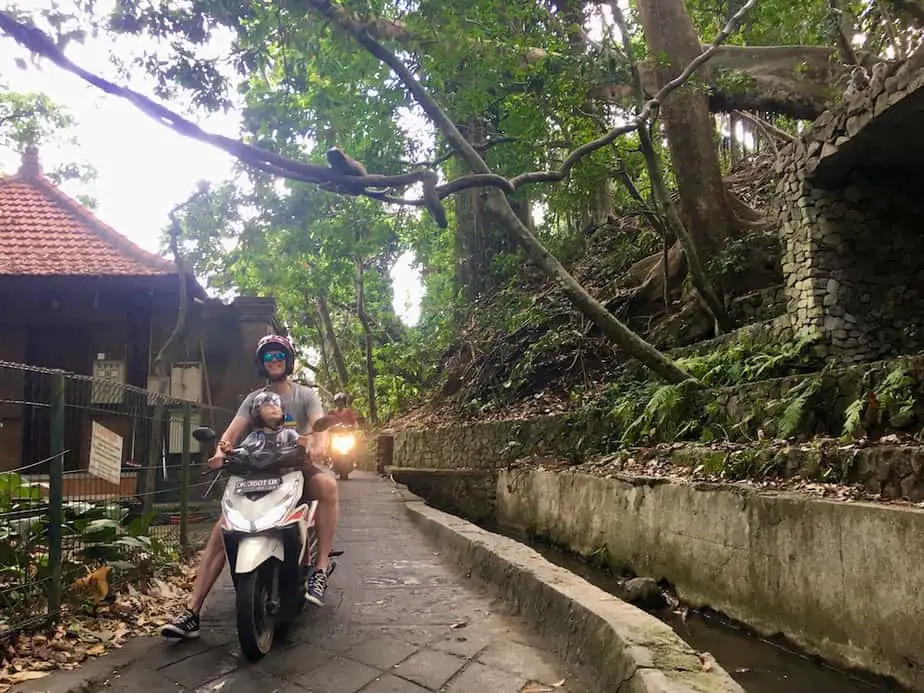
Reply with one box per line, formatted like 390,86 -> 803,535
180,403 -> 191,551
47,371 -> 66,621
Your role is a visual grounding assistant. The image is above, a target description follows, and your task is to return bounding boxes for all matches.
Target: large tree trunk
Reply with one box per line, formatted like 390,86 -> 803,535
355,262 -> 378,425
635,0 -> 739,261
317,336 -> 334,392
454,119 -> 517,301
315,294 -> 349,390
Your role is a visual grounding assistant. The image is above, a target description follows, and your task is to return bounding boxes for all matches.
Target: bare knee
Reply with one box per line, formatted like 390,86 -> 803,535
203,521 -> 223,553
308,473 -> 339,502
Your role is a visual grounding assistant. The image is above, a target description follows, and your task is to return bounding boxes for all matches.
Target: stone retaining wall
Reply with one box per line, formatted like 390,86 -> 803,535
773,59 -> 924,362
389,352 -> 924,471
392,410 -> 614,471
496,469 -> 924,691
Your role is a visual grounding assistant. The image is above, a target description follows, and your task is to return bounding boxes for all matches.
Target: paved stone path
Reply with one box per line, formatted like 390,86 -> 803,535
97,472 -> 587,693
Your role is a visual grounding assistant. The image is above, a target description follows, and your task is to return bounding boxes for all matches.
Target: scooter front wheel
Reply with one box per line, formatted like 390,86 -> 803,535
236,563 -> 276,661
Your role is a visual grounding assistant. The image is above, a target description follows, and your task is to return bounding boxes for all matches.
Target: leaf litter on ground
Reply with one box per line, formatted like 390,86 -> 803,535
507,437 -> 924,507
0,554 -> 197,692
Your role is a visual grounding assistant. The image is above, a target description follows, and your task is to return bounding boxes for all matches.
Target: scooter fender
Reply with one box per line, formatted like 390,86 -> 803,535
233,534 -> 285,574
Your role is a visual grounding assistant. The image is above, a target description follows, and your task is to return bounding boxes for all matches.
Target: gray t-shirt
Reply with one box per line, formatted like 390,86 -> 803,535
236,383 -> 324,436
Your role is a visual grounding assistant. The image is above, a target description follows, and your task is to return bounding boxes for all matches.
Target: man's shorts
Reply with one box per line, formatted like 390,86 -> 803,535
300,464 -> 324,504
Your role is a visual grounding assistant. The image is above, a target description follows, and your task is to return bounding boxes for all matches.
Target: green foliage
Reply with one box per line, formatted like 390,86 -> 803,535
0,476 -> 175,624
675,336 -> 822,387
28,0 -> 912,427
619,380 -> 700,445
841,367 -> 918,441
775,374 -> 824,439
0,88 -> 98,200
841,396 -> 866,442
604,338 -> 828,447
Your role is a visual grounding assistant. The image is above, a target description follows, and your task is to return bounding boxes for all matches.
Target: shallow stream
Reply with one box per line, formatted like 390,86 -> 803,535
508,533 -> 905,693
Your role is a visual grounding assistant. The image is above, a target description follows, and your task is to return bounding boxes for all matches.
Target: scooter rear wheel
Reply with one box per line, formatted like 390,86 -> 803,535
236,563 -> 276,661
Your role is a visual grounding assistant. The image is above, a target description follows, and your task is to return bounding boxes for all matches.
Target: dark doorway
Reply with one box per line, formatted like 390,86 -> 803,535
21,327 -> 91,472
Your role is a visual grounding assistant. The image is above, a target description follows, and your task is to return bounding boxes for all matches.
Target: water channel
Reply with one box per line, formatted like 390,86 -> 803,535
506,533 -> 906,693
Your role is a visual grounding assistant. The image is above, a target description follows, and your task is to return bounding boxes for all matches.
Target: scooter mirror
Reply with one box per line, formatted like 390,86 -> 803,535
192,426 -> 218,443
311,415 -> 339,433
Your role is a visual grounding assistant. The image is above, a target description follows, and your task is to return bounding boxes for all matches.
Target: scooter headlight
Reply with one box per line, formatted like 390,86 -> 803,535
221,503 -> 250,532
222,477 -> 301,532
331,432 -> 356,455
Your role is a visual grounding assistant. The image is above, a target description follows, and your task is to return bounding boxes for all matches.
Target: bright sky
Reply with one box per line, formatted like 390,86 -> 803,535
0,3 -> 424,325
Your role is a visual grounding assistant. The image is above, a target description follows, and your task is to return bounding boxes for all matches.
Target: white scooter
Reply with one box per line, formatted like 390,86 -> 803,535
193,415 -> 342,661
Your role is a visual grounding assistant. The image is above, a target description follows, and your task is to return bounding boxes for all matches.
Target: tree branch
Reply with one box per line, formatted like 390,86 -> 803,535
414,136 -> 517,168
0,11 -> 464,225
509,0 -> 760,190
302,0 -> 491,177
731,109 -> 793,147
0,2 -> 757,234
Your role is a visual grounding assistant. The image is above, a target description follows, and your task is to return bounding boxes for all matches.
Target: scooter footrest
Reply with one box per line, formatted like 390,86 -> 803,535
329,550 -> 344,557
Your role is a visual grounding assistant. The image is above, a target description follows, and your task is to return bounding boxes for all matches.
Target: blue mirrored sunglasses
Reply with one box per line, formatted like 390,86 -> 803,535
262,351 -> 287,363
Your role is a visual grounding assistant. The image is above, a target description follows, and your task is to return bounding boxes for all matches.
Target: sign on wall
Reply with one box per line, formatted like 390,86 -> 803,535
92,359 -> 126,404
170,362 -> 202,403
168,409 -> 201,454
146,375 -> 171,405
88,421 -> 123,486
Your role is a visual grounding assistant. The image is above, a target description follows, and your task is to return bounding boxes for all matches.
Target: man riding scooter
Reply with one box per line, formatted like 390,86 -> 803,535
327,392 -> 359,480
161,335 -> 339,640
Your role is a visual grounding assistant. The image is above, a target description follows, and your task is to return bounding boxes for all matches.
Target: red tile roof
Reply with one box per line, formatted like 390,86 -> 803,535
0,148 -> 175,277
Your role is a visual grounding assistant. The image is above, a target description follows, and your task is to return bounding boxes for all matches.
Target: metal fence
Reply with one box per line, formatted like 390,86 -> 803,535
0,360 -> 232,638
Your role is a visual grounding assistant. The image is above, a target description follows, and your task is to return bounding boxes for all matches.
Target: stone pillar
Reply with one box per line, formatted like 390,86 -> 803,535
231,296 -> 283,400
234,296 -> 281,348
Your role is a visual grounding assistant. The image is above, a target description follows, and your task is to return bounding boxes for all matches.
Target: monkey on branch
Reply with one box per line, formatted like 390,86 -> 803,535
323,146 -> 449,228
324,147 -> 371,193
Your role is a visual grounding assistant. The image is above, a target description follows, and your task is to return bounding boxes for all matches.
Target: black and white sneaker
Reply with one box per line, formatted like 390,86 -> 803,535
161,608 -> 200,639
305,569 -> 328,607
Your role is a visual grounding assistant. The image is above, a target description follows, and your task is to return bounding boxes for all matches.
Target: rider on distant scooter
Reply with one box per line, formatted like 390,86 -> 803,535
327,393 -> 360,478
331,392 -> 358,426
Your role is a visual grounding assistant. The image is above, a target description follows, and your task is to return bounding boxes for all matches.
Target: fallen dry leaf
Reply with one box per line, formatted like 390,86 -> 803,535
519,679 -> 565,692
449,621 -> 468,630
0,554 -> 198,687
8,670 -> 49,683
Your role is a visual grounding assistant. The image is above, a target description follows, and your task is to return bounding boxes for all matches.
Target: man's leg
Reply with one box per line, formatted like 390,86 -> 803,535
303,470 -> 339,607
161,521 -> 227,639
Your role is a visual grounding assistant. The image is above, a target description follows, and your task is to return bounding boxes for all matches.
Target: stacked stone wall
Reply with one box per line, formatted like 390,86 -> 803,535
773,58 -> 924,362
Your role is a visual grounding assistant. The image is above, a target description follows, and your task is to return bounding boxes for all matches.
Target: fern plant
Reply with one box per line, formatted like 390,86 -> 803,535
620,380 -> 700,444
840,367 -> 918,441
841,397 -> 866,441
777,375 -> 824,439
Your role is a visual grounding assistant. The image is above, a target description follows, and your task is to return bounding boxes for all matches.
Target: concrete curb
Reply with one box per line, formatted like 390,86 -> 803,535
402,495 -> 744,693
12,637 -> 161,693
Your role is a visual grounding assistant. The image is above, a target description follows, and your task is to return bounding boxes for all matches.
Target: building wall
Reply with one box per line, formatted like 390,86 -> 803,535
0,276 -> 282,472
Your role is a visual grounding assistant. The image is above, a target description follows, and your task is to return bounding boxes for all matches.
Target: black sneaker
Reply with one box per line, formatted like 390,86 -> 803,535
305,569 -> 327,607
161,608 -> 200,639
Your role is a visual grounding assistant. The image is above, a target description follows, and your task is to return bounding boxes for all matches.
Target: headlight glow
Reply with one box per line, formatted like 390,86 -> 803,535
331,433 -> 356,455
